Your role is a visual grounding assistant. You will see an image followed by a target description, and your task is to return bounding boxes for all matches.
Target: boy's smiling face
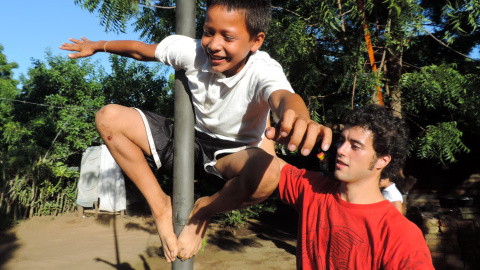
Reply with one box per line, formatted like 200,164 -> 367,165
202,5 -> 265,77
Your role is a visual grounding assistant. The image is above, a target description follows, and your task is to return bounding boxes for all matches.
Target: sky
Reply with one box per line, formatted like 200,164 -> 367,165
0,0 -> 145,83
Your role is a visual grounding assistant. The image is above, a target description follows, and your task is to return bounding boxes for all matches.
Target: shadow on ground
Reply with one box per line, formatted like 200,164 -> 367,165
0,230 -> 19,269
207,200 -> 298,255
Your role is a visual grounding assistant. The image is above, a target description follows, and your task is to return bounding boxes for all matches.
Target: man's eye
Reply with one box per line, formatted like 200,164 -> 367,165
352,145 -> 360,149
203,30 -> 212,36
224,35 -> 235,41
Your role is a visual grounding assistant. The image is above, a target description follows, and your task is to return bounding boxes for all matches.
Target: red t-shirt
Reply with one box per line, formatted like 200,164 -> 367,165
279,164 -> 434,270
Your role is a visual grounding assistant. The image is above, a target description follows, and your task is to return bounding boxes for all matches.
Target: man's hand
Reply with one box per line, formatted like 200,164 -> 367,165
265,109 -> 332,156
59,37 -> 98,59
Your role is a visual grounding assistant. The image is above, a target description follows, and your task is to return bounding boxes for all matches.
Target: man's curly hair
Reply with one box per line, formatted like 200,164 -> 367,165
343,104 -> 410,179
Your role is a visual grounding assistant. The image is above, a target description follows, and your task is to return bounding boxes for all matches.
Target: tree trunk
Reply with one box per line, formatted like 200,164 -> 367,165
386,50 -> 403,117
13,203 -> 17,223
6,200 -> 11,215
0,150 -> 5,209
0,189 -> 4,209
29,182 -> 36,218
59,193 -> 65,214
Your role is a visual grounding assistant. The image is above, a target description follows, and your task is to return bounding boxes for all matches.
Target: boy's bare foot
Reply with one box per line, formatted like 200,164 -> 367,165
151,196 -> 178,263
177,197 -> 211,261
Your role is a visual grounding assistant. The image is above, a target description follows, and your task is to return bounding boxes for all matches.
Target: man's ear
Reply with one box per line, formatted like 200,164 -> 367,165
376,155 -> 391,170
250,32 -> 265,52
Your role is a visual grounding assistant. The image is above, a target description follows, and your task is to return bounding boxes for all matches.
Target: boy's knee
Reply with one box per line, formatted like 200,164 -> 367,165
246,154 -> 280,202
95,104 -> 121,128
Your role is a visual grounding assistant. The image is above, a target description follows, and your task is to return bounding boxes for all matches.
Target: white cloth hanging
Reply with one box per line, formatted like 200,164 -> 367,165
76,145 -> 126,212
76,146 -> 102,207
98,145 -> 126,212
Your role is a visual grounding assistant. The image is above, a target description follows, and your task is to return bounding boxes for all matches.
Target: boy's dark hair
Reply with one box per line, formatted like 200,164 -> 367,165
206,0 -> 271,37
343,104 -> 410,179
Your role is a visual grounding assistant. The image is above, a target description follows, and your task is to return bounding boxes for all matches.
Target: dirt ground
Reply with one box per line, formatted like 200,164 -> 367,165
0,209 -> 298,270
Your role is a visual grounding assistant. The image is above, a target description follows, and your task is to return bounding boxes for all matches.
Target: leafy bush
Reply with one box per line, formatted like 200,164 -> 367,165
212,202 -> 275,229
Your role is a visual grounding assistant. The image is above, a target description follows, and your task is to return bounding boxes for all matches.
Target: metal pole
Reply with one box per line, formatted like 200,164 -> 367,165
173,0 -> 195,269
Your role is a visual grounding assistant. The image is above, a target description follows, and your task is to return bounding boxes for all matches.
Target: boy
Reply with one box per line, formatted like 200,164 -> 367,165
380,177 -> 404,213
60,0 -> 332,262
276,104 -> 434,269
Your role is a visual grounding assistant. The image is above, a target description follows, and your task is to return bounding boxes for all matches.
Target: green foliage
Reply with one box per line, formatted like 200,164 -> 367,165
17,51 -> 105,159
411,122 -> 470,164
401,64 -> 468,114
1,45 -> 20,229
0,51 -> 105,224
401,64 -> 479,163
0,43 -> 173,224
441,0 -> 480,43
74,0 -> 139,34
2,0 -> 480,226
213,203 -> 274,229
265,0 -> 480,164
102,55 -> 173,117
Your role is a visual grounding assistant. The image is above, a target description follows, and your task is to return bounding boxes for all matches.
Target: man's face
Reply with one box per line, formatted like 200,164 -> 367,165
201,5 -> 264,77
334,125 -> 382,183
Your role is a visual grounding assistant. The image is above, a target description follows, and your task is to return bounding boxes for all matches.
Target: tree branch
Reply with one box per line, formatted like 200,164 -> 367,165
138,1 -> 176,9
423,29 -> 479,61
271,5 -> 304,18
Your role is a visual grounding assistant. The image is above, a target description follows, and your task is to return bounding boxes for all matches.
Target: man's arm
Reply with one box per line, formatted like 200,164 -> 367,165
60,37 -> 158,61
266,89 -> 332,156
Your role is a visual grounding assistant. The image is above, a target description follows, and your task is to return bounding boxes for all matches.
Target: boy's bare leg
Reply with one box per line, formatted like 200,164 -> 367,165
95,104 -> 178,262
177,148 -> 280,260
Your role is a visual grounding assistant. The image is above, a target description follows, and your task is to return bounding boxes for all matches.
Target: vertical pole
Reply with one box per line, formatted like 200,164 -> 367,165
173,0 -> 195,269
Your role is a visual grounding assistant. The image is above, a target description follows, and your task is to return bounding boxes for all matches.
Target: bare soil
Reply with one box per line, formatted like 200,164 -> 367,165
0,210 -> 297,270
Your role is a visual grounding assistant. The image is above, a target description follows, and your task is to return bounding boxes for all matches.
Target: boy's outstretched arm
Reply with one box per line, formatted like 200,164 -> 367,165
266,90 -> 332,156
59,37 -> 157,61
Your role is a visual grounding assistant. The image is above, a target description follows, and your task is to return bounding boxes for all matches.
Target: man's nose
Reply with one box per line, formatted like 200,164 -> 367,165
336,142 -> 346,156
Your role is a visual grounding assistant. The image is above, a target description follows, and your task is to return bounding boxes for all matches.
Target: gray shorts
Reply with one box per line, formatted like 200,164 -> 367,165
135,108 -> 253,180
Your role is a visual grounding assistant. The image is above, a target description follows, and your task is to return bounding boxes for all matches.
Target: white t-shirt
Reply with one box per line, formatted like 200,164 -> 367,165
382,183 -> 404,203
155,35 -> 294,146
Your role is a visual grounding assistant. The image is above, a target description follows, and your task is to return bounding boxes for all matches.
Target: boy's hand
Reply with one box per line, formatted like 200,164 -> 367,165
265,109 -> 332,156
59,37 -> 98,59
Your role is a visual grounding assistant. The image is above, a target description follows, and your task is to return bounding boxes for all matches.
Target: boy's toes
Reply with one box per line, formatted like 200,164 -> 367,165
178,252 -> 192,261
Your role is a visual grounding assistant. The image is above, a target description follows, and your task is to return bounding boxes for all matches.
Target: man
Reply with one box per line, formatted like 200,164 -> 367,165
277,104 -> 434,269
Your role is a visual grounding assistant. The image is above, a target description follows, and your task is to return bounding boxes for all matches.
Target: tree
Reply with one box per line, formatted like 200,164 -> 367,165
102,54 -> 174,117
0,43 -> 175,225
1,51 -> 106,222
0,45 -> 20,228
73,0 -> 480,165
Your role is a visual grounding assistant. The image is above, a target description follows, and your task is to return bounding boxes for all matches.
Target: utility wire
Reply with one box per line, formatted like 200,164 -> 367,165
1,97 -> 97,159
0,97 -> 96,111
